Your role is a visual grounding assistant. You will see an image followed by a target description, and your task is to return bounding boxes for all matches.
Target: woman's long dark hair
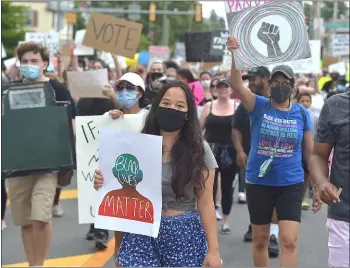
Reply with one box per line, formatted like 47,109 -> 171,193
141,80 -> 208,198
177,68 -> 196,83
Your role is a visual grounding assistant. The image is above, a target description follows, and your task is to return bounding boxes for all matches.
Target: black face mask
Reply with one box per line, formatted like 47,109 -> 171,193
155,107 -> 186,132
270,84 -> 293,103
150,72 -> 164,82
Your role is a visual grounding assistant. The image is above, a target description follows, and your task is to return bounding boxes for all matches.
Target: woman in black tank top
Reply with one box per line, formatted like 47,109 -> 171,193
199,78 -> 239,234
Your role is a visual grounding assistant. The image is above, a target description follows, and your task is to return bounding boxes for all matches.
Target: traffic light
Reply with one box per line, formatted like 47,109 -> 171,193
194,3 -> 202,23
149,2 -> 156,22
305,16 -> 309,30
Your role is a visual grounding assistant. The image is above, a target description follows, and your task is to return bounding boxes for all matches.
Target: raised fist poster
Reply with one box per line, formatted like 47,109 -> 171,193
94,129 -> 162,238
225,0 -> 311,70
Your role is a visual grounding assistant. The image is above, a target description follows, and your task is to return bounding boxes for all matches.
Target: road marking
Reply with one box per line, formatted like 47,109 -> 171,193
3,253 -> 94,267
6,189 -> 78,207
82,238 -> 115,267
3,238 -> 115,267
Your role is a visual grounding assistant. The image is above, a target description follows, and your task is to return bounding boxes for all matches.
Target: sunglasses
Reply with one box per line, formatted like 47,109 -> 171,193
115,81 -> 137,91
271,81 -> 293,87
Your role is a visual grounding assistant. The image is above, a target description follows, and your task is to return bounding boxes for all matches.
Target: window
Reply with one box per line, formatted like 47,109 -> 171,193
26,10 -> 38,27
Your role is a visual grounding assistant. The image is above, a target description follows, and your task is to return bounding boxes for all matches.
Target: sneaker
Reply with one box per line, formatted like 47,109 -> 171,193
268,234 -> 280,258
302,201 -> 310,210
85,226 -> 95,241
220,223 -> 231,234
52,205 -> 64,217
95,232 -> 108,250
238,192 -> 247,204
243,224 -> 253,242
216,208 -> 223,221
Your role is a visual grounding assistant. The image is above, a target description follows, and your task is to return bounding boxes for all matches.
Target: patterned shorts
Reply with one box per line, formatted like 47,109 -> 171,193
117,211 -> 207,267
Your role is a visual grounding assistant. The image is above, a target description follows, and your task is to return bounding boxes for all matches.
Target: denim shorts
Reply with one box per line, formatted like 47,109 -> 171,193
117,211 -> 207,267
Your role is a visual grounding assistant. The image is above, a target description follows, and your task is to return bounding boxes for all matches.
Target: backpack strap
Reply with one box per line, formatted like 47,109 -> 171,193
250,101 -> 270,129
295,103 -> 307,131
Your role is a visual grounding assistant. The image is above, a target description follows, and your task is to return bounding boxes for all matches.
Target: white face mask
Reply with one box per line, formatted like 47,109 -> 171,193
201,80 -> 211,89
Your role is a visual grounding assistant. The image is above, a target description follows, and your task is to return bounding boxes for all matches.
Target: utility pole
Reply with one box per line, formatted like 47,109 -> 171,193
160,2 -> 170,46
56,1 -> 62,34
313,0 -> 322,40
333,0 -> 338,21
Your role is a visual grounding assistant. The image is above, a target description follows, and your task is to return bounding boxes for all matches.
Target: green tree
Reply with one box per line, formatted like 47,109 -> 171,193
1,1 -> 29,58
321,1 -> 349,22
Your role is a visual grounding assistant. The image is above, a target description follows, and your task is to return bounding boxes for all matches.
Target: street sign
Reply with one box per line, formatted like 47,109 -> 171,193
65,12 -> 77,24
325,22 -> 350,29
128,3 -> 141,21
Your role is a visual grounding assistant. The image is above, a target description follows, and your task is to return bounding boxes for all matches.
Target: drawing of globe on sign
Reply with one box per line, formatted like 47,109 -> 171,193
225,1 -> 311,70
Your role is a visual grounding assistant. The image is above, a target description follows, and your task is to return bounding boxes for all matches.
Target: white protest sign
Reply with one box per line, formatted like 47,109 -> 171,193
73,30 -> 94,56
225,0 -> 311,69
95,129 -> 162,237
2,42 -> 7,59
149,46 -> 170,63
76,114 -> 146,224
332,34 -> 350,57
328,62 -> 346,76
4,57 -> 19,70
25,32 -> 60,53
67,69 -> 109,99
269,40 -> 321,74
25,32 -> 60,71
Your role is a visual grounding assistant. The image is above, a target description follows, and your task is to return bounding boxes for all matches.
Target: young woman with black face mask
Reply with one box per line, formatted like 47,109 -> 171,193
227,37 -> 313,268
94,80 -> 222,268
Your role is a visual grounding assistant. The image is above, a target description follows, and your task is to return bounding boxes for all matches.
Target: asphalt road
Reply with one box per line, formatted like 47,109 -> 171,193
2,175 -> 329,267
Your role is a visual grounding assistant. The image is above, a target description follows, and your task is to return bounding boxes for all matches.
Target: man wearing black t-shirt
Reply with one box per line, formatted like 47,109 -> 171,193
232,66 -> 280,258
5,42 -> 76,266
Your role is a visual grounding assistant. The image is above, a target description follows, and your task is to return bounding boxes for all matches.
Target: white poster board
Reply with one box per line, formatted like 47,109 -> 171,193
67,69 -> 109,99
332,34 -> 350,57
73,30 -> 94,56
76,114 -> 146,224
225,1 -> 311,69
25,32 -> 60,71
95,129 -> 162,238
149,46 -> 170,63
269,40 -> 321,74
328,62 -> 346,76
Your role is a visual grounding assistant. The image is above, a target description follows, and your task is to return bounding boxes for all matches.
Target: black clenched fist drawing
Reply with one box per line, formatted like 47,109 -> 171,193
257,22 -> 283,58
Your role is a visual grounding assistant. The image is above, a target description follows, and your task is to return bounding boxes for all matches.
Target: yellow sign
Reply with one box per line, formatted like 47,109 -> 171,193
65,12 -> 77,24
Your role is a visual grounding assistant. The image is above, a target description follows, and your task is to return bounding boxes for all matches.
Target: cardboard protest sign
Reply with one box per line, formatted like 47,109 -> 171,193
184,32 -> 223,63
66,69 -> 109,99
269,40 -> 321,74
149,46 -> 170,63
76,114 -> 146,224
225,0 -> 311,69
83,13 -> 142,59
73,30 -> 94,56
95,129 -> 162,237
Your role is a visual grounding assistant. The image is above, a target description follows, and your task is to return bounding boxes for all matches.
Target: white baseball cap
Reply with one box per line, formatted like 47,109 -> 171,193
114,72 -> 145,91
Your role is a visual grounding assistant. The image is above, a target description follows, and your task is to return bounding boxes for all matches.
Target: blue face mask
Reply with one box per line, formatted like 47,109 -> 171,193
116,89 -> 139,108
336,85 -> 345,92
20,65 -> 41,80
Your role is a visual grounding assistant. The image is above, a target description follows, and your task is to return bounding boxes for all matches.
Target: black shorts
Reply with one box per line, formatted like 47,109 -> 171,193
246,182 -> 303,225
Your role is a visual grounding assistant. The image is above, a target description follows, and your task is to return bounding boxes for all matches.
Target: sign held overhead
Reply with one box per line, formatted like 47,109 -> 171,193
83,13 -> 143,59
